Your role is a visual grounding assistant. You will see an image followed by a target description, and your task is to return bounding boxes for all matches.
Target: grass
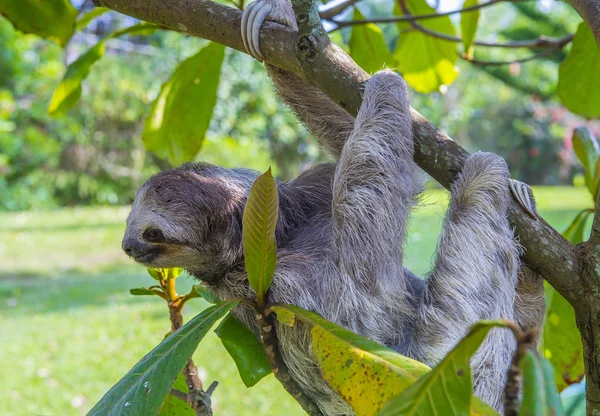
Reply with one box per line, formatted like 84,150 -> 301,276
0,186 -> 590,415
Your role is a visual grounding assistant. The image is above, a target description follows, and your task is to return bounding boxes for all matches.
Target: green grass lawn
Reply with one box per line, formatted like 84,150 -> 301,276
0,186 -> 590,415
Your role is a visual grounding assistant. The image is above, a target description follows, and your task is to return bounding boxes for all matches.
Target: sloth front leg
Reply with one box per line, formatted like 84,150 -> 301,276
241,0 -> 296,61
414,152 -> 519,412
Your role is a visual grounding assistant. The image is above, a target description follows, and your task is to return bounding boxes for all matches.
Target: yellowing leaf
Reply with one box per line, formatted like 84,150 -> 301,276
349,9 -> 395,74
48,23 -> 157,116
460,0 -> 479,59
0,0 -> 77,46
143,42 -> 225,166
243,168 -> 279,306
558,23 -> 600,118
393,0 -> 459,93
378,321 -> 502,416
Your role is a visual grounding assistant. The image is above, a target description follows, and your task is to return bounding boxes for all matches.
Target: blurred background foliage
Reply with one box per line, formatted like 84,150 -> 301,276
0,0 -> 598,211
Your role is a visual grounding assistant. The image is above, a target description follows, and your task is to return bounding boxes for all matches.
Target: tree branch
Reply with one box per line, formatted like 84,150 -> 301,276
459,47 -> 564,66
319,0 -> 362,20
564,0 -> 600,47
93,0 -> 581,305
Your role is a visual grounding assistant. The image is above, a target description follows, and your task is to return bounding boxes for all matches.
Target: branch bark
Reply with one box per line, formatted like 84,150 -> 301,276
565,0 -> 600,47
93,0 -> 579,304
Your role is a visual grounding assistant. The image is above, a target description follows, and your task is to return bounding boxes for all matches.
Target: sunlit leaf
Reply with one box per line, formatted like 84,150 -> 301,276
88,300 -> 240,416
143,42 -> 225,166
379,321 -> 504,416
272,305 -> 495,416
0,0 -> 78,46
349,9 -> 395,74
76,7 -> 110,30
215,314 -> 272,387
242,167 -> 278,306
129,287 -> 159,296
460,0 -> 479,59
48,23 -> 157,116
557,23 -> 600,118
157,372 -> 195,416
519,350 -> 564,416
393,0 -> 459,93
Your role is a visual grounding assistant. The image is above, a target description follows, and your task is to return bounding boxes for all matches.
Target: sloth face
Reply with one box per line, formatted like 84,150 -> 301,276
122,163 -> 256,277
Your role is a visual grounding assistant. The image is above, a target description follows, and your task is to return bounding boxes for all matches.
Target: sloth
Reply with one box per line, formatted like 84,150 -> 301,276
122,4 -> 545,414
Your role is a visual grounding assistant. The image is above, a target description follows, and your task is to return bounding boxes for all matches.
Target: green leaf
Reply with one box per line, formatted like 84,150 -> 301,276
88,300 -> 240,416
519,350 -> 564,416
76,7 -> 110,30
460,0 -> 479,59
272,305 -> 496,416
562,209 -> 592,245
378,320 -> 504,416
193,284 -> 222,304
393,0 -> 459,93
215,314 -> 272,387
0,0 -> 78,46
242,167 -> 279,306
48,23 -> 157,116
147,268 -> 162,280
349,9 -> 395,74
560,381 -> 586,416
572,127 -> 600,198
142,42 -> 225,166
129,287 -> 159,296
557,23 -> 600,118
157,372 -> 195,416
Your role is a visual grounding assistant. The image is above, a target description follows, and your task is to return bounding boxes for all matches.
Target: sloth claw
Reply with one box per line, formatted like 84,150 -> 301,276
509,179 -> 537,219
241,0 -> 272,61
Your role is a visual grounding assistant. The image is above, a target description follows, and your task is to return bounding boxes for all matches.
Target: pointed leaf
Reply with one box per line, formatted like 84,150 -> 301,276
76,7 -> 110,30
157,372 -> 195,415
48,23 -> 157,116
272,305 -> 496,416
130,287 -> 160,296
572,127 -> 600,197
143,42 -> 225,166
242,168 -> 279,306
393,0 -> 458,93
562,209 -> 592,244
557,23 -> 600,118
460,0 -> 480,59
148,268 -> 163,281
519,350 -> 564,416
378,320 -> 505,416
193,284 -> 222,304
215,314 -> 272,387
88,300 -> 240,416
349,9 -> 395,74
0,0 -> 77,46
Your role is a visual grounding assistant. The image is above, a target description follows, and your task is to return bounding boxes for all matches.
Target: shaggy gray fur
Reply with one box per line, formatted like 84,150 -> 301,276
123,69 -> 545,414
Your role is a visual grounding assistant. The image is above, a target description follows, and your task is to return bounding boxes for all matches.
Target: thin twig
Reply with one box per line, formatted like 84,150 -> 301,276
460,47 -> 563,66
319,0 -> 362,20
396,0 -> 573,50
330,0 -> 520,28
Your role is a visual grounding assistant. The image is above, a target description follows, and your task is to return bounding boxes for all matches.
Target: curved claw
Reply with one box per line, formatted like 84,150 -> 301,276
241,0 -> 272,61
509,179 -> 537,220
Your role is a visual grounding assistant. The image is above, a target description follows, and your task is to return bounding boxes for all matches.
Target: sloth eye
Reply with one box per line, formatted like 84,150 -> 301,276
143,228 -> 164,243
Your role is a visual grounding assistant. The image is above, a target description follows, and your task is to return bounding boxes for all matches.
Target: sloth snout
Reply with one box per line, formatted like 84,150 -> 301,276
122,237 -> 152,258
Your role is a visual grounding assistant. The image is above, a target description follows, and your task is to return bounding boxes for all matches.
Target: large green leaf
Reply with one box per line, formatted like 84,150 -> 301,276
572,127 -> 600,198
519,350 -> 564,416
157,372 -> 195,416
272,305 -> 495,416
215,314 -> 272,387
142,42 -> 225,166
460,0 -> 479,59
88,300 -> 240,416
242,167 -> 279,306
378,321 -> 504,416
557,23 -> 600,118
393,0 -> 459,93
0,0 -> 77,46
349,9 -> 395,74
48,23 -> 157,116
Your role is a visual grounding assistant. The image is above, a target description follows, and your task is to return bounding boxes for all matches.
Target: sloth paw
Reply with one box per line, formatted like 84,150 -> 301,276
509,179 -> 537,219
241,0 -> 296,61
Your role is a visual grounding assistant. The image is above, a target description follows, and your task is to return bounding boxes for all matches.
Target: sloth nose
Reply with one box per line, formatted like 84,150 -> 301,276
122,237 -> 151,258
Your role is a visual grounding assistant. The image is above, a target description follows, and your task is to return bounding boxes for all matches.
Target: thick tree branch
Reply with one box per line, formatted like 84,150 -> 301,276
93,0 -> 580,305
565,0 -> 600,46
